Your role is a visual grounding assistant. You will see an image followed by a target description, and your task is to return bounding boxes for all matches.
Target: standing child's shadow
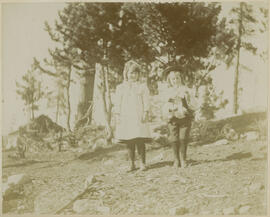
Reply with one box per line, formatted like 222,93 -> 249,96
147,159 -> 204,170
147,161 -> 173,170
146,152 -> 252,171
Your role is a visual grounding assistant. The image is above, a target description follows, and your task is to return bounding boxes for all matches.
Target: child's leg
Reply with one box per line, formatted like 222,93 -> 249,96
179,122 -> 191,168
184,123 -> 191,160
126,143 -> 136,171
136,142 -> 146,170
168,122 -> 180,167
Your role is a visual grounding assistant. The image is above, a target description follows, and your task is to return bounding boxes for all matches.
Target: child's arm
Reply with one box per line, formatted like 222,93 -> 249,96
114,84 -> 124,124
114,84 -> 123,115
142,84 -> 150,122
182,88 -> 203,121
184,88 -> 200,111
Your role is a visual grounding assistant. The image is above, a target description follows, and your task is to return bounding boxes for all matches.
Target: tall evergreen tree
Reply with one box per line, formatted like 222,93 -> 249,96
16,67 -> 45,120
33,46 -> 79,132
228,3 -> 260,114
123,2 -> 234,87
36,3 -> 155,139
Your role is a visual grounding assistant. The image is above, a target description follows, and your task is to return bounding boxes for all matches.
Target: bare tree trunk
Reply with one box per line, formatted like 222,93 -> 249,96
56,90 -> 60,124
104,64 -> 113,143
76,70 -> 95,125
100,65 -> 113,144
233,3 -> 243,114
66,65 -> 72,132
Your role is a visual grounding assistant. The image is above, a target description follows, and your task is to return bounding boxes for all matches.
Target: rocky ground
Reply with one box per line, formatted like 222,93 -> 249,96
2,135 -> 268,215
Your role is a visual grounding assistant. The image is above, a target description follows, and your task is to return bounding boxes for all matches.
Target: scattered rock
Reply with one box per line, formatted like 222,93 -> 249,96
146,177 -> 155,182
214,139 -> 229,146
152,153 -> 164,162
223,207 -> 236,215
200,210 -> 211,215
104,159 -> 114,166
169,175 -> 179,182
95,172 -> 105,177
73,199 -> 90,214
99,190 -> 106,197
213,208 -> 223,215
77,148 -> 83,153
230,170 -> 238,175
7,174 -> 31,187
152,132 -> 162,140
206,139 -> 228,147
238,205 -> 251,214
244,131 -> 259,141
169,206 -> 189,215
2,183 -> 12,197
228,129 -> 239,141
196,185 -> 204,190
3,199 -> 19,212
18,205 -> 25,210
96,206 -> 110,214
92,143 -> 101,151
78,140 -> 85,147
222,124 -> 239,141
169,175 -> 187,184
5,141 -> 17,150
128,207 -> 135,213
84,175 -> 97,189
34,193 -> 59,214
93,138 -> 107,150
249,182 -> 264,192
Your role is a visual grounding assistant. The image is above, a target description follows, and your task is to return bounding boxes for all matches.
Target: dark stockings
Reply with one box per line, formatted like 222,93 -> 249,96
126,140 -> 146,171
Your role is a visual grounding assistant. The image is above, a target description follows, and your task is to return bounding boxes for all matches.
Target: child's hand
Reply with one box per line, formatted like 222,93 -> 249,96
162,102 -> 175,121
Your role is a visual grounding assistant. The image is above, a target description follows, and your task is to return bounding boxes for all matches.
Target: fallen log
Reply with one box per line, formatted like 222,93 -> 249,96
54,186 -> 97,214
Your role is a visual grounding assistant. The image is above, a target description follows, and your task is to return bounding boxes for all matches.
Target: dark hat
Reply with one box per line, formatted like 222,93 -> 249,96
162,65 -> 183,79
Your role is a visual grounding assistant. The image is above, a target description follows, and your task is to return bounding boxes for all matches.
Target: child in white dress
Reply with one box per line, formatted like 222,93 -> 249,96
114,60 -> 151,171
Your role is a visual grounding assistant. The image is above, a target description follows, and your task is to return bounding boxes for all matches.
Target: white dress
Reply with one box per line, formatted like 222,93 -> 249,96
114,81 -> 151,140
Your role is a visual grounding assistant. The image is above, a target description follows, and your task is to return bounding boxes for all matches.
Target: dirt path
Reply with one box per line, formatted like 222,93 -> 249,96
2,138 -> 267,215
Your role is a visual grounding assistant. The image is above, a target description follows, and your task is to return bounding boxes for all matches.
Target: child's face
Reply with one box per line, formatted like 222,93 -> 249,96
127,69 -> 139,82
169,72 -> 181,87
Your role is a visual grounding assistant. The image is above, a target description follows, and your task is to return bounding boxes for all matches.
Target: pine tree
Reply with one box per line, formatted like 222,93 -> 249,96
39,3 -> 155,141
33,46 -> 78,132
123,2 -> 234,87
16,67 -> 45,120
46,76 -> 66,124
228,3 -> 260,114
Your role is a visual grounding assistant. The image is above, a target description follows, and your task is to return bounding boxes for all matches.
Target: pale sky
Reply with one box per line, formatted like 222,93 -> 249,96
1,2 -> 268,135
2,3 -> 67,134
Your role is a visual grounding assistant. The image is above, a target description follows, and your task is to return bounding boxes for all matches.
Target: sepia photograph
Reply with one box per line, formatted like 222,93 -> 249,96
1,1 -> 269,215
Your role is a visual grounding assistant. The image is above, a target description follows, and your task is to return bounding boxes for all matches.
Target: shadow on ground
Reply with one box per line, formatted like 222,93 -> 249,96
77,144 -> 125,161
147,161 -> 173,170
146,152 -> 253,170
191,151 -> 253,165
3,160 -> 52,169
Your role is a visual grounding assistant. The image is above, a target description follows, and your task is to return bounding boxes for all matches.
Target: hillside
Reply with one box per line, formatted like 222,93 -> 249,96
2,134 -> 267,215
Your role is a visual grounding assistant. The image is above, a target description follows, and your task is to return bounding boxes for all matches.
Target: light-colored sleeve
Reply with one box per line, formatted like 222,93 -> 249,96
185,88 -> 200,111
114,83 -> 124,114
141,83 -> 150,112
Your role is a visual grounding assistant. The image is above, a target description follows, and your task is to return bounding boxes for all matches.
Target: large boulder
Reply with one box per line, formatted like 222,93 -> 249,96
7,174 -> 31,187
